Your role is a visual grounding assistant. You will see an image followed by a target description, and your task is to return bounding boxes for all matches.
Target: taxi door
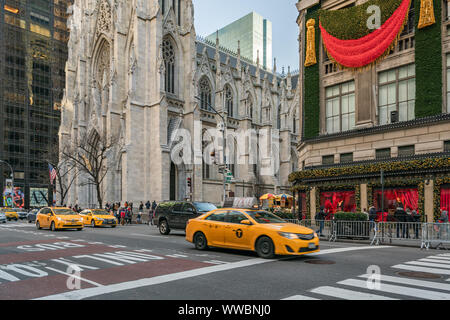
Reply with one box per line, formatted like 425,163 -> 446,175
223,211 -> 254,250
40,208 -> 51,228
79,210 -> 91,225
202,211 -> 228,247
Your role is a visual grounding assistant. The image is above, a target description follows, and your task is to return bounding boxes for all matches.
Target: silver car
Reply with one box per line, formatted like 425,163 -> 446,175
0,212 -> 6,224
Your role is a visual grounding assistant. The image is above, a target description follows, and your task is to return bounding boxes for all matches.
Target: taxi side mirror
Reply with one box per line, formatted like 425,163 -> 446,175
47,213 -> 52,216
241,220 -> 252,225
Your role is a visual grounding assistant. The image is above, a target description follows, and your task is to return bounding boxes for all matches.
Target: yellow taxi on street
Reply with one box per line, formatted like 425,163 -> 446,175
80,209 -> 117,228
0,207 -> 19,221
36,207 -> 84,231
186,208 -> 319,259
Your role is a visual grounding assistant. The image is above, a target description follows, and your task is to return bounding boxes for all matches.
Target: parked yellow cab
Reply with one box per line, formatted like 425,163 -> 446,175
186,208 -> 319,259
0,207 -> 19,221
80,209 -> 117,228
36,207 -> 84,231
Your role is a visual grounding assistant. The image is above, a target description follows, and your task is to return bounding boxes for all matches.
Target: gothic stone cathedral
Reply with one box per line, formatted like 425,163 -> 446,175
59,0 -> 300,207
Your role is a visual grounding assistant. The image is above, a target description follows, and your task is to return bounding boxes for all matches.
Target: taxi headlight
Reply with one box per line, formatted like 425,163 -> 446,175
278,232 -> 298,240
56,217 -> 63,221
96,218 -> 104,221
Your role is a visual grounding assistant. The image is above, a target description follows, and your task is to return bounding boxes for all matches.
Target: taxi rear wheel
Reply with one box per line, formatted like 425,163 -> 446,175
255,236 -> 275,259
36,221 -> 41,230
51,222 -> 56,232
194,232 -> 208,250
91,220 -> 96,228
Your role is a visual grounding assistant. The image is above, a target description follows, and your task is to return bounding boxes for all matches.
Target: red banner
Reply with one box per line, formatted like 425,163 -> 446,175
374,188 -> 418,212
320,191 -> 356,218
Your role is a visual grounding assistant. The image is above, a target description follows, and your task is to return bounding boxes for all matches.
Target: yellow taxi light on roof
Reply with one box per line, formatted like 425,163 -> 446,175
4,5 -> 19,14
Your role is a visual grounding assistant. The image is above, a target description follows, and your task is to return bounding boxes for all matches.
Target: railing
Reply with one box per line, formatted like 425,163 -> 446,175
283,219 -> 450,250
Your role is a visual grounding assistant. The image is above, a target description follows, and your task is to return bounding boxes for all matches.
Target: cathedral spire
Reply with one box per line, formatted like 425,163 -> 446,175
236,40 -> 241,72
272,58 -> 278,90
255,50 -> 261,85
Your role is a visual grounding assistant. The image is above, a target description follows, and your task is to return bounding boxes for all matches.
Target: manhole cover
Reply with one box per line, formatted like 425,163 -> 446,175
397,271 -> 442,279
304,259 -> 335,265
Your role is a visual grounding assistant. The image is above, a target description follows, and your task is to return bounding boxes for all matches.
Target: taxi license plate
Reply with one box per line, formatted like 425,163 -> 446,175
308,243 -> 316,249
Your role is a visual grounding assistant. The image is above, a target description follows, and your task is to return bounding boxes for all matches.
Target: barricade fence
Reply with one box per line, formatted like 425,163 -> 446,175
283,219 -> 450,249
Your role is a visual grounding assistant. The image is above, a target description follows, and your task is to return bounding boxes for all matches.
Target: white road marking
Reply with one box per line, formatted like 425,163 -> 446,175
282,295 -> 319,300
34,245 -> 394,300
130,233 -> 170,239
392,264 -> 450,275
419,258 -> 450,265
427,256 -> 450,261
338,279 -> 450,300
308,246 -> 393,256
165,254 -> 188,258
404,261 -> 450,269
45,267 -> 103,287
359,274 -> 450,291
310,286 -> 397,300
202,260 -> 229,265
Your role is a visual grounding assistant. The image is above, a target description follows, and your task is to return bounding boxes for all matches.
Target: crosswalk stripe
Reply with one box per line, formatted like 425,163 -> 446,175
405,261 -> 450,269
420,258 -> 450,265
428,256 -> 450,261
282,295 -> 319,300
392,264 -> 450,275
338,279 -> 450,300
358,274 -> 450,291
310,286 -> 397,300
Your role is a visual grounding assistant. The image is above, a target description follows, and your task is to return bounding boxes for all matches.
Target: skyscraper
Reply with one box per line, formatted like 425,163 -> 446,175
206,12 -> 272,69
0,0 -> 71,208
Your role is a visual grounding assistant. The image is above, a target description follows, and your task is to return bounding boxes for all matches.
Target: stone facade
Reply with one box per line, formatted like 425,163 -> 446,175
59,0 -> 299,207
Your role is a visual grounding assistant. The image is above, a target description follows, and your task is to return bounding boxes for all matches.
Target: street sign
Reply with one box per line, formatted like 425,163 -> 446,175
225,172 -> 233,183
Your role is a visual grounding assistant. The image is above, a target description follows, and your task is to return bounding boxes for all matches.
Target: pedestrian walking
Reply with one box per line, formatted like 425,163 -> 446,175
315,206 -> 325,236
138,202 -> 144,224
126,206 -> 132,225
438,208 -> 449,239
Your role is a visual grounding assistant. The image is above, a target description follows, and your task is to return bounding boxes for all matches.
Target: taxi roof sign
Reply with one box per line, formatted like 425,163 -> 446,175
224,197 -> 259,209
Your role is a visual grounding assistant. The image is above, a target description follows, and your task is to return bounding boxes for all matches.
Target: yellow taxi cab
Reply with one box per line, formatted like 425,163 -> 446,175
80,209 -> 117,228
186,208 -> 319,259
0,207 -> 19,221
36,207 -> 84,231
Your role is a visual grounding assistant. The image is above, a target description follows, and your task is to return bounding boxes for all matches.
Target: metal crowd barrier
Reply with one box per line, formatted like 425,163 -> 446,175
284,219 -> 436,248
285,219 -> 334,240
371,222 -> 424,246
422,223 -> 450,250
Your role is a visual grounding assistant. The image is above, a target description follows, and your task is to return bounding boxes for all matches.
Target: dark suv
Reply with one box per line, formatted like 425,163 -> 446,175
153,201 -> 217,235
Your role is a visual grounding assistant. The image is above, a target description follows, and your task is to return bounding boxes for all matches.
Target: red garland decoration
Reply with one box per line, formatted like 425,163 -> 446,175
319,0 -> 411,69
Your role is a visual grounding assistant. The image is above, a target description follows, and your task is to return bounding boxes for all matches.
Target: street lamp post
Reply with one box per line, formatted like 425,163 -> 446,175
195,95 -> 227,206
0,160 -> 15,208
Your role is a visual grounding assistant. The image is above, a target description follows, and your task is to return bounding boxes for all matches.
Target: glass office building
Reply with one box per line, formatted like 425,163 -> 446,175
0,0 -> 71,208
206,12 -> 273,70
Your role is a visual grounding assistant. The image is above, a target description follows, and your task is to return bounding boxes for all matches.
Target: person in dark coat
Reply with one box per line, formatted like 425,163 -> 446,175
315,206 -> 326,236
394,205 -> 407,238
411,210 -> 421,239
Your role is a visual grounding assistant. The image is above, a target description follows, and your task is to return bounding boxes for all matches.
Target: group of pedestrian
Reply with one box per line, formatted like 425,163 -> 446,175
69,204 -> 82,213
102,200 -> 158,226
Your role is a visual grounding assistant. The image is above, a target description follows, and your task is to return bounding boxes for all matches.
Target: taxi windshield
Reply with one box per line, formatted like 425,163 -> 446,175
92,210 -> 110,215
246,211 -> 286,224
193,202 -> 217,213
53,209 -> 77,215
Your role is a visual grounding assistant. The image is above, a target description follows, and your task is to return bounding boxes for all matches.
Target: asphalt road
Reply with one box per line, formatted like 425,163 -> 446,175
0,220 -> 449,301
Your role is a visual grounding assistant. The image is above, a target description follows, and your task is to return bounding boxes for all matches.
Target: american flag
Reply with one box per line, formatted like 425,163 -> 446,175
48,164 -> 57,185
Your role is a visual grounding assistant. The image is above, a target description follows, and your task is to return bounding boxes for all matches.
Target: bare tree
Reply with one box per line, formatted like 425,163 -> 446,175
44,144 -> 79,206
61,130 -> 121,209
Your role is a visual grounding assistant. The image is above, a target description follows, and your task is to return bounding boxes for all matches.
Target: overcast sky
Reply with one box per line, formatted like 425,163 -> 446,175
193,0 -> 300,72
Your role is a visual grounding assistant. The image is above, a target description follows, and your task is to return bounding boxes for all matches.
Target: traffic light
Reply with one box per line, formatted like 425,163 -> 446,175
187,177 -> 192,189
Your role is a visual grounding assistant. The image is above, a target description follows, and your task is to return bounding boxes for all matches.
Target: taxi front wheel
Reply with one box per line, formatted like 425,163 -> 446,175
256,236 -> 275,259
194,232 -> 208,250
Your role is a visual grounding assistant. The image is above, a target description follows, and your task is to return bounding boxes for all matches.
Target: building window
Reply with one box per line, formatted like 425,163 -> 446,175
340,153 -> 353,163
376,148 -> 391,160
445,0 -> 450,21
398,145 -> 415,157
447,55 -> 450,113
199,77 -> 212,111
277,105 -> 281,129
378,64 -> 415,125
400,0 -> 415,35
325,81 -> 355,134
225,85 -> 233,117
163,37 -> 175,94
445,141 -> 450,152
322,155 -> 334,165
